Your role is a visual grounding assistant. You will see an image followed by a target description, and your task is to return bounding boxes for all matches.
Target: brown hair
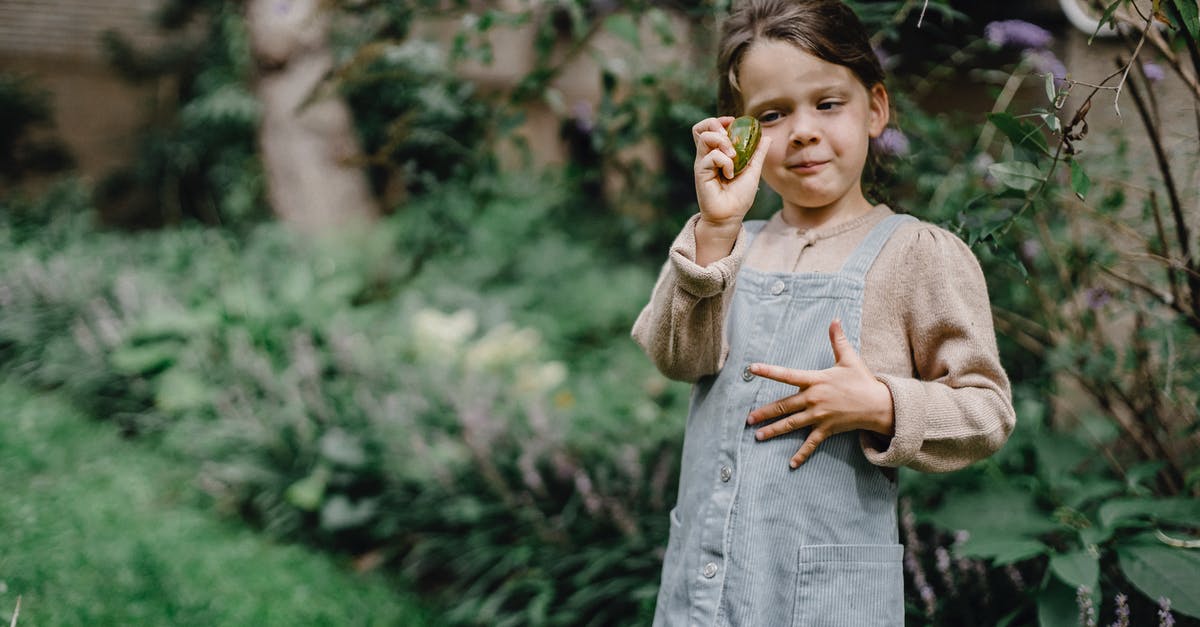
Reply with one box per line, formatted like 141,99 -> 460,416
716,0 -> 884,116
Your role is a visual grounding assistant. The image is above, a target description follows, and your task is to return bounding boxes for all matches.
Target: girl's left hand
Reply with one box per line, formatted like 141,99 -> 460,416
746,319 -> 895,468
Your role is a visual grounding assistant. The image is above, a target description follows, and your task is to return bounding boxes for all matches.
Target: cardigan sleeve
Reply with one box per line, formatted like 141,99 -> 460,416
631,214 -> 751,382
860,226 -> 1017,472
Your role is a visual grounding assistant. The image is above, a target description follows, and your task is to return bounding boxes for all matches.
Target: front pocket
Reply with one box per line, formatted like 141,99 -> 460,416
791,544 -> 904,627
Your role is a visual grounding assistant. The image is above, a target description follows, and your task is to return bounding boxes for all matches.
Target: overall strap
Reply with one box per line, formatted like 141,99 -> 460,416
838,213 -> 918,278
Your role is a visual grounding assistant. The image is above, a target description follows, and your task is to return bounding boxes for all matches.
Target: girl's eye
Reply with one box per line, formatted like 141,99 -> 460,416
758,111 -> 781,123
817,101 -> 843,111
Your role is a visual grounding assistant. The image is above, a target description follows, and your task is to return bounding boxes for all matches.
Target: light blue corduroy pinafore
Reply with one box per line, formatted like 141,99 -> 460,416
653,214 -> 915,627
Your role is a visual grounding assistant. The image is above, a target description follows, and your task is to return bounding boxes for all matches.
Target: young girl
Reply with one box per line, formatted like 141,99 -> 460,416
631,1 -> 1017,624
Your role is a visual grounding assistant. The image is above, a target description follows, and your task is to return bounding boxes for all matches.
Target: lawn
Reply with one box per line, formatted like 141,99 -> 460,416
0,383 -> 433,626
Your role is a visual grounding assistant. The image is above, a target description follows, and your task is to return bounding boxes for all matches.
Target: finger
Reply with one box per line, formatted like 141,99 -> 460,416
754,410 -> 813,441
696,130 -> 737,159
749,362 -> 825,387
746,392 -> 807,425
790,429 -> 828,469
698,149 -> 736,180
827,318 -> 859,366
692,117 -> 735,147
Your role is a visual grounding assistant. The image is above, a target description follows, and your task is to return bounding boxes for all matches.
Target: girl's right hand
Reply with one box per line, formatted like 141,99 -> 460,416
692,116 -> 772,234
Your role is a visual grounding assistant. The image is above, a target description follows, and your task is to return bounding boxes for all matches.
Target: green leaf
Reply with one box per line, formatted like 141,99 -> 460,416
1039,111 -> 1062,134
987,112 -> 1050,155
1172,0 -> 1200,42
927,485 -> 1061,538
1032,432 -> 1092,484
110,341 -> 179,375
285,466 -> 329,511
1044,72 -> 1057,105
1090,1 -> 1123,44
1118,539 -> 1200,618
1037,577 -> 1082,627
1127,461 -> 1168,492
955,536 -> 1048,565
1099,497 -> 1200,529
153,368 -> 211,412
1065,478 -> 1123,509
988,160 -> 1045,192
320,495 -> 378,531
603,13 -> 640,48
1049,549 -> 1100,591
1070,160 -> 1091,201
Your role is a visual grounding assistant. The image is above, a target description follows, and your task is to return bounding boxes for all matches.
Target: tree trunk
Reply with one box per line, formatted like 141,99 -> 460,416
245,0 -> 377,231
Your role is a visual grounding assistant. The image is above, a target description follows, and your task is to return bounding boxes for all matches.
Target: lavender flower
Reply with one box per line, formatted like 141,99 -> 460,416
1023,49 -> 1069,86
1158,597 -> 1175,627
874,45 -> 897,71
872,128 -> 910,156
1110,593 -> 1130,627
1085,286 -> 1111,309
572,100 -> 595,134
1005,564 -> 1026,591
985,20 -> 1054,50
1078,586 -> 1097,627
1142,62 -> 1165,82
1020,238 -> 1042,262
935,546 -> 957,595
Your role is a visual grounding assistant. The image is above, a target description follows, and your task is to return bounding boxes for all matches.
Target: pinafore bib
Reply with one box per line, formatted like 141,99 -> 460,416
653,214 -> 914,627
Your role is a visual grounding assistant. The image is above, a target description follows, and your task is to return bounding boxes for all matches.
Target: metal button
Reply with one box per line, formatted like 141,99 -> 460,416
720,465 -> 733,482
741,365 -> 754,381
702,562 -> 719,578
770,280 -> 785,295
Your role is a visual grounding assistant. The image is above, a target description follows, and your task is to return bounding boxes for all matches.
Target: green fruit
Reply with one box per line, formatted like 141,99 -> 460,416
728,115 -> 761,176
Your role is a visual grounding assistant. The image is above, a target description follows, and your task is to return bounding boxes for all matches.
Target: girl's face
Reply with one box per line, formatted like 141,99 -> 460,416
738,39 -> 889,223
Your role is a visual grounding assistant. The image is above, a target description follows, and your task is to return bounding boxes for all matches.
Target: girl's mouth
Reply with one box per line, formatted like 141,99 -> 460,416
787,160 -> 829,174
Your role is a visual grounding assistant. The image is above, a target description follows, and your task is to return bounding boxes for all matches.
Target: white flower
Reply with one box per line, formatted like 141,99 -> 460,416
464,323 -> 542,372
412,308 -> 478,361
515,360 -> 568,396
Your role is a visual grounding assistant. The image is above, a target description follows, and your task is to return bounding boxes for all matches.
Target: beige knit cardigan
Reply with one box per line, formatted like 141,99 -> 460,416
631,205 -> 1017,473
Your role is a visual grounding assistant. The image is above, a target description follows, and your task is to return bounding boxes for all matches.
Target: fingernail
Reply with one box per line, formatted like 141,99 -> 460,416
789,461 -> 799,469
755,430 -> 765,441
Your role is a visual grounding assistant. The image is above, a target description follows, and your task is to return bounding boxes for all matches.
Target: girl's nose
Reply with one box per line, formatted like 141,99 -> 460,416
788,117 -> 819,146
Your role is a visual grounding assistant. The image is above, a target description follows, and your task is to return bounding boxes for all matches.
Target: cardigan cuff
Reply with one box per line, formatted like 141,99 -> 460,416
668,214 -> 748,298
862,374 -> 926,468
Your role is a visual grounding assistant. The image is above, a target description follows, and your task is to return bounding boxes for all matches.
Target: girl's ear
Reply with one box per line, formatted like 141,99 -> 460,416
867,83 -> 890,138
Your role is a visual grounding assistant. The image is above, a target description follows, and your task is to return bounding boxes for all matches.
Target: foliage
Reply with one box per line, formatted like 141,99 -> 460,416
97,0 -> 265,228
0,72 -> 73,187
882,1 -> 1200,624
6,0 -> 1200,625
0,382 -> 433,626
0,173 -> 687,625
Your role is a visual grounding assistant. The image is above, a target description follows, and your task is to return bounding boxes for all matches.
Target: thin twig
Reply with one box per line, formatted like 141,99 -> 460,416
1121,57 -> 1198,320
917,0 -> 929,28
9,596 -> 18,627
1109,12 -> 1154,117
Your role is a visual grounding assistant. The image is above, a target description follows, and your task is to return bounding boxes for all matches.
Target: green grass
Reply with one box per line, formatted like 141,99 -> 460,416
0,383 -> 433,626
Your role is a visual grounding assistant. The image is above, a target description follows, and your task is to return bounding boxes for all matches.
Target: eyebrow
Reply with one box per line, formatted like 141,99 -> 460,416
744,85 -> 854,114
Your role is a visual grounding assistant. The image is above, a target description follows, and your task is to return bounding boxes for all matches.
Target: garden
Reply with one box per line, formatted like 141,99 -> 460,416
1,0 -> 1198,625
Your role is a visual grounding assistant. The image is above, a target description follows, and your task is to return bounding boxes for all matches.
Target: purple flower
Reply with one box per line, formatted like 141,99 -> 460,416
1078,586 -> 1097,627
572,100 -> 595,134
1020,238 -> 1042,262
1023,49 -> 1068,86
1158,597 -> 1175,627
1086,286 -> 1111,309
874,45 -> 896,71
985,20 -> 1054,50
1111,593 -> 1130,627
872,128 -> 910,156
1143,62 -> 1165,82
